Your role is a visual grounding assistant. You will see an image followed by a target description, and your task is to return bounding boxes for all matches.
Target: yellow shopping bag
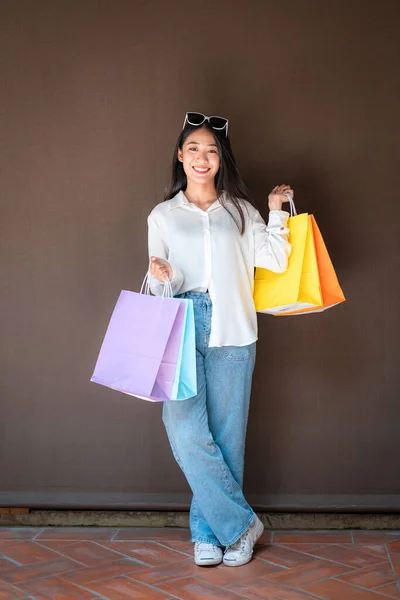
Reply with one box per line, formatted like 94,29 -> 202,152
254,198 -> 345,316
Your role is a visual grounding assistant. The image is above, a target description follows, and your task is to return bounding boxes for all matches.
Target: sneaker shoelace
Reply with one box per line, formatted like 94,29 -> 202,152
227,529 -> 249,552
197,542 -> 216,551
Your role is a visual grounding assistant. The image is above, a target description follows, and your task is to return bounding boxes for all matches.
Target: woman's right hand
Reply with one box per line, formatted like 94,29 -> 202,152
150,256 -> 173,282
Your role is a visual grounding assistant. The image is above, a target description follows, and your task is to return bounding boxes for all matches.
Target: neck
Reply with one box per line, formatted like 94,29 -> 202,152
184,182 -> 218,208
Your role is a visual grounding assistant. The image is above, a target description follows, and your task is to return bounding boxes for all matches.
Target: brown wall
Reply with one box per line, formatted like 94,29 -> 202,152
1,0 -> 399,511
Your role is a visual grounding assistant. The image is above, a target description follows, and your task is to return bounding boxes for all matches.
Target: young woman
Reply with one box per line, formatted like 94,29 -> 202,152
148,112 -> 293,567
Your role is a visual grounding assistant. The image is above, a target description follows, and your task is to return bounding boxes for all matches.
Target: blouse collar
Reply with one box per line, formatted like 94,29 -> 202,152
167,190 -> 229,212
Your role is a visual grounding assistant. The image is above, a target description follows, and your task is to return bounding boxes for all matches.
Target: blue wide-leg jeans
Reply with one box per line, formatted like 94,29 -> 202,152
162,291 -> 257,547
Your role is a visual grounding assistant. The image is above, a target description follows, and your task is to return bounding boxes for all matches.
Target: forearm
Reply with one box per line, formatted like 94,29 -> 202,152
254,209 -> 292,273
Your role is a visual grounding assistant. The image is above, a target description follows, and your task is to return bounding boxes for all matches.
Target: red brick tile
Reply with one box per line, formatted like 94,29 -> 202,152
1,558 -> 82,584
114,527 -> 191,541
254,544 -> 315,568
297,544 -> 387,568
0,580 -> 27,599
1,526 -> 398,600
375,582 -> 400,598
356,544 -> 388,558
60,557 -> 146,585
153,540 -> 193,552
255,530 -> 273,545
0,557 -> 19,576
197,557 -> 284,588
128,558 -> 203,585
157,575 -> 244,599
99,541 -> 189,565
266,558 -> 352,586
45,540 -> 125,566
273,531 -> 352,544
304,578 -> 394,599
36,527 -> 118,541
0,527 -> 43,540
0,541 -> 63,565
278,543 -> 328,553
140,540 -> 194,556
17,575 -> 98,599
338,561 -> 396,588
228,580 -> 319,599
352,531 -> 400,544
86,575 -> 170,598
33,540 -> 81,551
387,552 -> 400,575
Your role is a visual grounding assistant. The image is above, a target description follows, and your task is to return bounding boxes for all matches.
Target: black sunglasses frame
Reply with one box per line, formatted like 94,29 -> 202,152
183,112 -> 229,137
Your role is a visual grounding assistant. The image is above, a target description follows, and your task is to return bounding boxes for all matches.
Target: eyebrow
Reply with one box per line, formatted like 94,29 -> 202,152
186,141 -> 218,147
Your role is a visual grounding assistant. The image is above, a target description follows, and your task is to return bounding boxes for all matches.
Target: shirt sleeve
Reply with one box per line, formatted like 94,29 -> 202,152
147,214 -> 184,296
253,209 -> 292,273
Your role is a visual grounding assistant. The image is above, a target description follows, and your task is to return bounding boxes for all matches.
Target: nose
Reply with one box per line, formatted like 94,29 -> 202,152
196,152 -> 209,164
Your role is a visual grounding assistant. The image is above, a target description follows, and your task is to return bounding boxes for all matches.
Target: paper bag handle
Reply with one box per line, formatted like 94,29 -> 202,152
284,192 -> 297,217
140,265 -> 172,298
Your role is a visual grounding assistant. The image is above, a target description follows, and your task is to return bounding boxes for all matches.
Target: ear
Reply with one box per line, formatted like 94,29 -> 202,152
177,148 -> 183,162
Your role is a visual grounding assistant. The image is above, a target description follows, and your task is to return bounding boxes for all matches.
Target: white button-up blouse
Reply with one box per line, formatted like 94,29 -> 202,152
148,190 -> 291,347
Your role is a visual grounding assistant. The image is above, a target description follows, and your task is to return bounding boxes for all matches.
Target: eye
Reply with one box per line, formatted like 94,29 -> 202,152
209,149 -> 218,154
188,147 -> 197,151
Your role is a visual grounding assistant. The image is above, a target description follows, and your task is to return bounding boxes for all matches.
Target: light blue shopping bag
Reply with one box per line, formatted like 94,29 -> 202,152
171,298 -> 197,400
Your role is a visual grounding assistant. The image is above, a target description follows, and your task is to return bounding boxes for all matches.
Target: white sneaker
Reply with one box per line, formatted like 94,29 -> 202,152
223,515 -> 264,567
194,542 -> 223,566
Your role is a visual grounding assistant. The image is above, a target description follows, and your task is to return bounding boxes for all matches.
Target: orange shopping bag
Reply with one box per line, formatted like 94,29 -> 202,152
254,196 -> 345,316
277,214 -> 346,316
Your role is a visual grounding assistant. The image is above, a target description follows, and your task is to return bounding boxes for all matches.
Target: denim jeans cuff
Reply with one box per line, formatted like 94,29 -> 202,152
222,510 -> 256,547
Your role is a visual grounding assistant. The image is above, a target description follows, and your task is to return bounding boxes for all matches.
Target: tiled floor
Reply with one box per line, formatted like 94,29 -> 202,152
0,527 -> 399,599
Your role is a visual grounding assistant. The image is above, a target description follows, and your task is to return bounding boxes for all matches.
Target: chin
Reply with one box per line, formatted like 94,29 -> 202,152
190,176 -> 215,185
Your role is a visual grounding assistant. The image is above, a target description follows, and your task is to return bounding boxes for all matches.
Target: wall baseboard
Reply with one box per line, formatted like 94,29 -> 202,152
0,491 -> 399,529
0,491 -> 399,512
0,509 -> 400,529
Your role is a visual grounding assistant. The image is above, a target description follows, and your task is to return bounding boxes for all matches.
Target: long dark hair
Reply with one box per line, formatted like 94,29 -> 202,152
164,122 -> 253,234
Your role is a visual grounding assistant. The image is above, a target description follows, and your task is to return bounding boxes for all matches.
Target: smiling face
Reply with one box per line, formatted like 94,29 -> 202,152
177,126 -> 221,187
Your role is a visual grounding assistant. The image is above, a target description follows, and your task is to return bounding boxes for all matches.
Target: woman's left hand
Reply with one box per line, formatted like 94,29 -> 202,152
268,184 -> 294,211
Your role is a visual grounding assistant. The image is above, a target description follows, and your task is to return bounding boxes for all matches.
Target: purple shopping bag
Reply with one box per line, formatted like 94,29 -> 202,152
90,289 -> 187,401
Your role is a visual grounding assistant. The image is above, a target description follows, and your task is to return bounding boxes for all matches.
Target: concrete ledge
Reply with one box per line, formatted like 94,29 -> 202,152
0,510 -> 400,529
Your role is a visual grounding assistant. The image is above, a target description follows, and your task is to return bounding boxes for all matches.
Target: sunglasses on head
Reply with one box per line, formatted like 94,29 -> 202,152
183,112 -> 229,137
